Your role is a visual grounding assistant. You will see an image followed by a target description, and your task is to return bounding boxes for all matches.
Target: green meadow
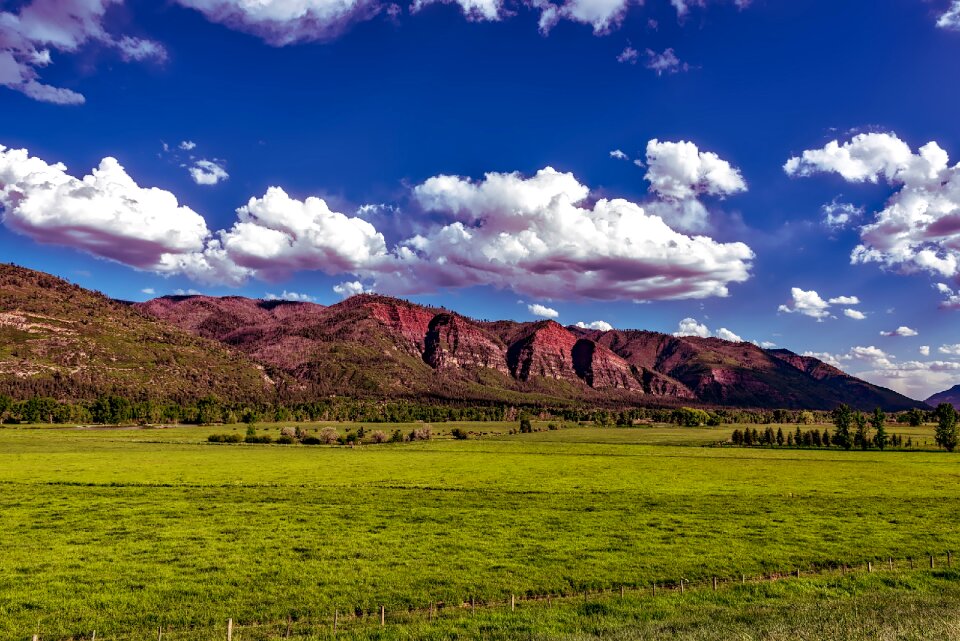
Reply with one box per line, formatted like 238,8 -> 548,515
1,423 -> 959,640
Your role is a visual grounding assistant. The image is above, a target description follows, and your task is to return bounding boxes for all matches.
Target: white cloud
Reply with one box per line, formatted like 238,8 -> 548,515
411,0 -> 503,21
265,290 -> 315,302
0,145 -> 212,274
937,1 -> 960,30
828,295 -> 860,305
141,287 -> 156,295
333,280 -> 372,298
778,287 -> 831,320
528,303 -> 559,319
880,326 -> 918,337
935,283 -> 960,309
0,0 -> 165,104
756,340 -> 777,349
174,288 -> 202,295
541,0 -> 634,34
822,199 -> 863,230
173,0 -> 383,45
715,327 -> 743,342
179,140 -> 197,151
843,309 -> 866,320
856,359 -> 960,400
609,149 -> 629,160
576,320 -> 614,331
674,317 -> 710,338
939,344 -> 960,356
644,48 -> 688,76
189,159 -> 229,186
616,46 -> 639,64
920,345 -> 930,356
400,166 -> 753,300
787,132 -> 960,283
802,351 -> 844,367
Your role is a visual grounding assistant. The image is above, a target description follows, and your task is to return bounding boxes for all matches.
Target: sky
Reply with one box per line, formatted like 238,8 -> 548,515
3,0 -> 960,400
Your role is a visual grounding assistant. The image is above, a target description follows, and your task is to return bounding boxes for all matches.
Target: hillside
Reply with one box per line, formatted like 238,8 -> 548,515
138,291 -> 923,411
926,385 -> 960,409
0,264 -> 275,402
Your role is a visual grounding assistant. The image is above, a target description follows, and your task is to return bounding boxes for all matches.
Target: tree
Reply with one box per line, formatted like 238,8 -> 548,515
776,427 -> 784,446
519,415 -> 533,433
934,403 -> 959,452
871,408 -> 887,450
906,408 -> 924,427
822,428 -> 831,447
854,412 -> 870,450
832,404 -> 853,450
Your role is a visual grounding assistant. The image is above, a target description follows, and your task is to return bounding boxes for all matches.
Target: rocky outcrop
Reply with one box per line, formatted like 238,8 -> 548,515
423,313 -> 509,372
506,321 -> 581,383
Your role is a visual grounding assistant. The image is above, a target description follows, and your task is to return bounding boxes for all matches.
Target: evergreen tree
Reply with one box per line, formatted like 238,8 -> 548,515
744,429 -> 754,446
871,407 -> 887,450
794,426 -> 803,446
776,427 -> 784,446
812,429 -> 821,447
832,404 -> 853,450
787,432 -> 793,446
822,428 -> 831,447
934,403 -> 959,452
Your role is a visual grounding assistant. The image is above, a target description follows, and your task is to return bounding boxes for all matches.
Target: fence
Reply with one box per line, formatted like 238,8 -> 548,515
25,551 -> 957,641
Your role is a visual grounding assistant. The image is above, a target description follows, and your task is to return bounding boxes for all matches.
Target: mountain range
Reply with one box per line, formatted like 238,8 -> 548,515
0,264 -> 928,410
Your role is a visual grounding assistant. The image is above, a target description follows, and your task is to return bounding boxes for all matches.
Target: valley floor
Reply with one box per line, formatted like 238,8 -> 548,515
0,423 -> 957,639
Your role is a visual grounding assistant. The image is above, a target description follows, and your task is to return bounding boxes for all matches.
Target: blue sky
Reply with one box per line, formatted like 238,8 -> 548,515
3,0 -> 960,398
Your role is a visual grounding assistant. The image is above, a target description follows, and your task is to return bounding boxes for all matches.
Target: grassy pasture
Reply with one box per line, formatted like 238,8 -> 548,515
1,423 -> 958,639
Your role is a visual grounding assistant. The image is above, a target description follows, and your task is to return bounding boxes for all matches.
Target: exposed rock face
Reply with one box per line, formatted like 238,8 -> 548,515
506,321 -> 580,383
135,290 -> 926,410
423,313 -> 509,372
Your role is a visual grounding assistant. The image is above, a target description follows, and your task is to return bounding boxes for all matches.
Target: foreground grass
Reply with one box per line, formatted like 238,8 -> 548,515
0,424 -> 957,639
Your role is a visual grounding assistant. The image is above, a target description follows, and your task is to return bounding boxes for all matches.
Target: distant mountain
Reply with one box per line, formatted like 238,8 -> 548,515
138,291 -> 924,411
0,264 -> 274,402
0,263 -> 925,410
926,385 -> 960,409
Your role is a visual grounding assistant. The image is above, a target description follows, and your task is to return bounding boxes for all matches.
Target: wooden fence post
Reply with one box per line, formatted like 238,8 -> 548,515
511,594 -> 515,611
158,625 -> 163,640
680,580 -> 684,594
92,633 -> 96,641
334,610 -> 338,633
547,594 -> 551,607
380,605 -> 385,627
931,555 -> 935,569
889,557 -> 893,570
796,568 -> 801,579
868,561 -> 872,573
910,557 -> 914,569
620,585 -> 625,599
713,577 -> 717,591
430,602 -> 435,621
652,582 -> 656,596
471,596 -> 475,615
949,551 -> 952,567
741,574 -> 745,584
227,618 -> 233,641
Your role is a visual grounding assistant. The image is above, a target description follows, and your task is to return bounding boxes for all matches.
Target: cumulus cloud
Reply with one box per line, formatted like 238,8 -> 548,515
1,147 -> 754,303
644,48 -> 688,76
921,345 -> 931,356
411,0 -> 503,21
173,0 -> 384,45
399,166 -> 753,300
778,288 -> 830,320
935,283 -> 960,309
880,326 -> 918,337
179,140 -> 197,151
333,280 -> 373,298
189,159 -> 229,185
715,327 -> 743,342
937,1 -> 960,30
939,344 -> 960,356
141,287 -> 156,295
265,290 -> 315,302
673,317 -> 742,342
755,340 -> 777,349
787,132 -> 960,284
576,320 -> 614,331
642,139 -> 745,232
778,288 -> 861,321
0,0 -> 165,104
528,303 -> 559,318
673,317 -> 710,338
0,145 -> 212,274
609,149 -> 629,160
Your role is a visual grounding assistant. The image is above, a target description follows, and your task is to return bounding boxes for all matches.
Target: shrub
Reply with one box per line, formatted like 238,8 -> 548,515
319,427 -> 340,444
547,423 -> 558,430
301,436 -> 321,445
276,435 -> 295,445
519,417 -> 533,433
450,428 -> 469,440
244,434 -> 272,444
369,430 -> 388,444
389,429 -> 404,443
208,433 -> 243,443
410,426 -> 433,441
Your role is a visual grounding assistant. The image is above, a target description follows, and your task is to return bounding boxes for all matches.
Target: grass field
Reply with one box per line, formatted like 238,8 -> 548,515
1,422 -> 958,640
